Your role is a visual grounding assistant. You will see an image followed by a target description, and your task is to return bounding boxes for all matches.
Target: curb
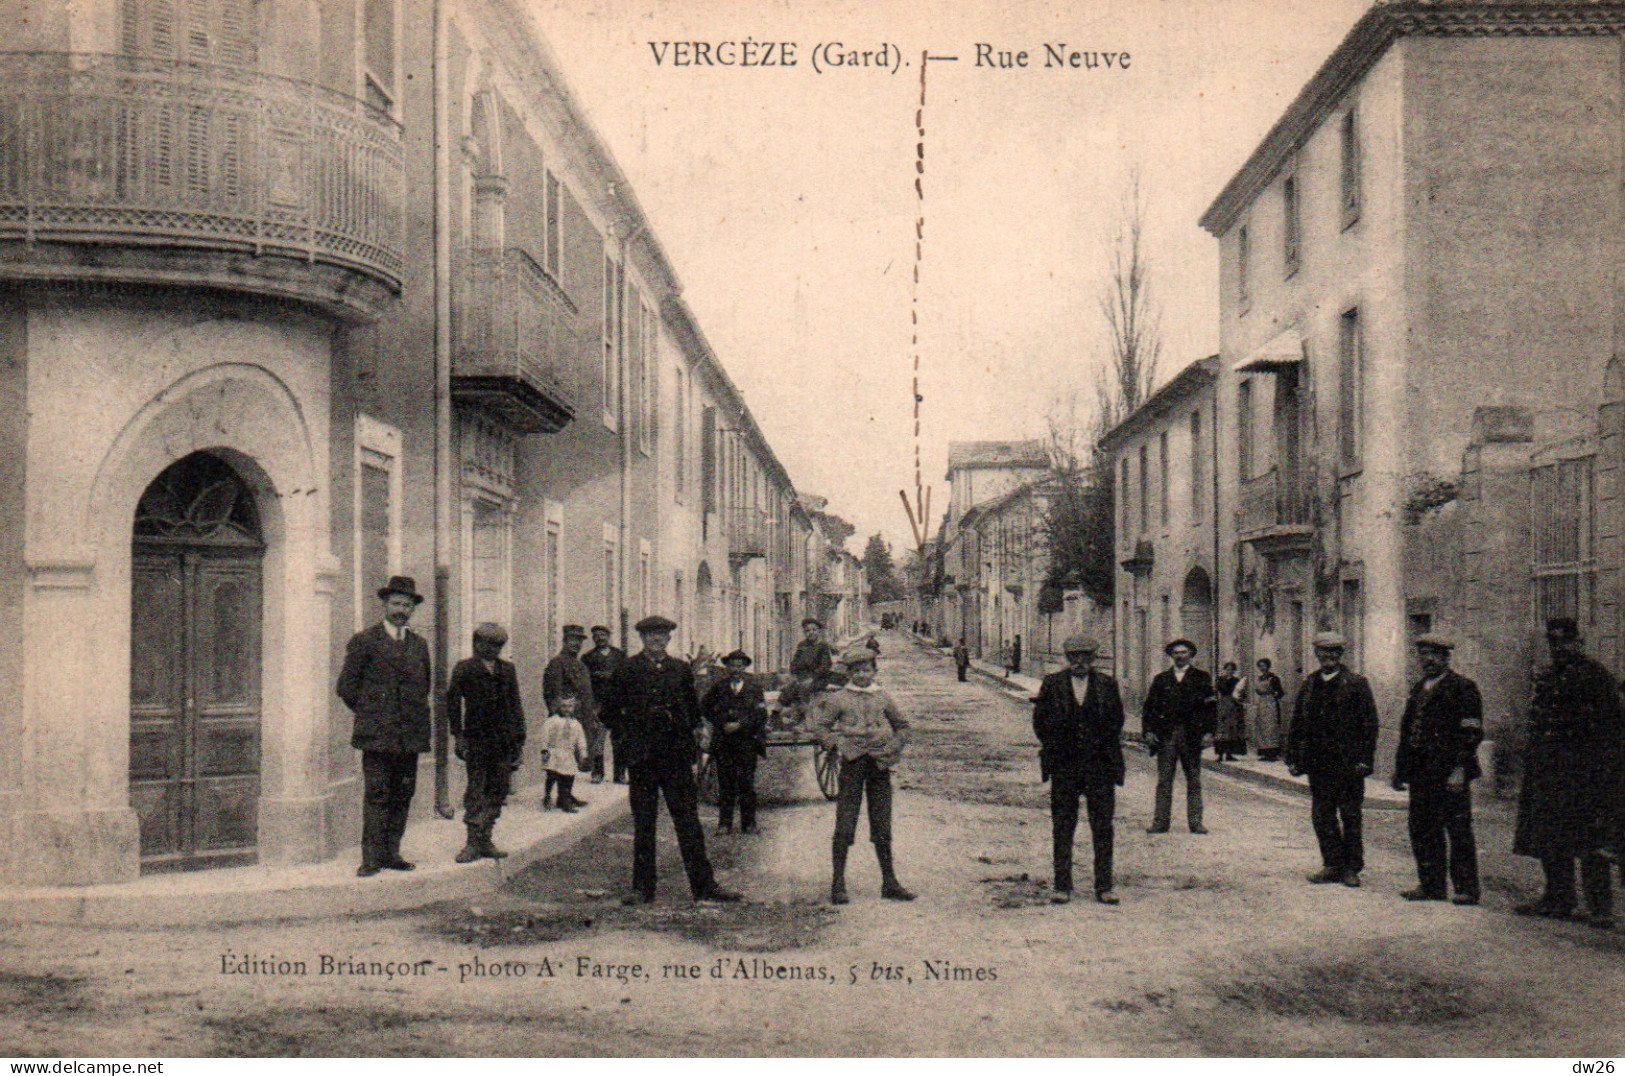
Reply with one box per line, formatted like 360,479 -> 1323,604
0,788 -> 631,926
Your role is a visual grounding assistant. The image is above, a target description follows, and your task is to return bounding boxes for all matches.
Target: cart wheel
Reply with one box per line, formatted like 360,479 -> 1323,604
815,744 -> 840,801
696,751 -> 720,805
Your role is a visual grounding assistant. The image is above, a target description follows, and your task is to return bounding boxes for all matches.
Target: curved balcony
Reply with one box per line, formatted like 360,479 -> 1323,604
0,53 -> 405,318
453,247 -> 577,434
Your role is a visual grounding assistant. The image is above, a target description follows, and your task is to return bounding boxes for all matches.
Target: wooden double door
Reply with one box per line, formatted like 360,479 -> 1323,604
129,454 -> 264,873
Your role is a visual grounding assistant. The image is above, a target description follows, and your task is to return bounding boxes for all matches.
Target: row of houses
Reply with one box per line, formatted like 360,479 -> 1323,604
1109,0 -> 1625,786
924,0 -> 1625,789
0,0 -> 864,887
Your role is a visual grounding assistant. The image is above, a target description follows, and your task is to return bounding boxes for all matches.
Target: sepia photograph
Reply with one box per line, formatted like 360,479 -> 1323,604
0,0 -> 1621,1059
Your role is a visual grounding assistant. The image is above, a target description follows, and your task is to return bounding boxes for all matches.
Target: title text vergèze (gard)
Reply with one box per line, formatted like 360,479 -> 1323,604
646,42 -> 1131,74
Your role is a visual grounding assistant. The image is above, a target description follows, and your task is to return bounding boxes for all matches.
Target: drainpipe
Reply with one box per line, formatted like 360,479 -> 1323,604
1212,380 -> 1223,666
614,213 -> 646,651
431,0 -> 455,819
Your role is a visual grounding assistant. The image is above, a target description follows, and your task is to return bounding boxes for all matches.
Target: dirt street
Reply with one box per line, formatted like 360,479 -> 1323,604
2,633 -> 1622,1056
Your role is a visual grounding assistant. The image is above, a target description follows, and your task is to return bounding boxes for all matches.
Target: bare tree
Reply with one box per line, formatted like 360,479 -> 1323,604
1096,171 -> 1162,429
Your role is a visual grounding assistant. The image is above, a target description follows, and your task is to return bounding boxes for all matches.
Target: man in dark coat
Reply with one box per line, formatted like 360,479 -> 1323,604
600,615 -> 741,905
1286,631 -> 1380,887
1514,618 -> 1623,925
1141,638 -> 1214,834
1032,636 -> 1126,905
702,649 -> 768,834
337,575 -> 433,878
446,622 -> 526,863
952,639 -> 970,683
581,625 -> 625,782
1392,634 -> 1482,904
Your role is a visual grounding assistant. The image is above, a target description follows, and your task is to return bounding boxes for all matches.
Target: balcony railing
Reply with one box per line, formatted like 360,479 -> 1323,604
727,506 -> 771,566
0,52 -> 405,302
1239,467 -> 1312,547
454,247 -> 577,434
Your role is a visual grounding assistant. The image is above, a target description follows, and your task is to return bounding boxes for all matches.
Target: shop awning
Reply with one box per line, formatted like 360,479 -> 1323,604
1234,328 -> 1305,374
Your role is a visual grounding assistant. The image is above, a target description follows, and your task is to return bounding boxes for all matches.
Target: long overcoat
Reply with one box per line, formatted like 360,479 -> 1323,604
598,651 -> 703,770
337,623 -> 432,754
1032,669 -> 1126,788
1514,654 -> 1624,858
1284,669 -> 1379,776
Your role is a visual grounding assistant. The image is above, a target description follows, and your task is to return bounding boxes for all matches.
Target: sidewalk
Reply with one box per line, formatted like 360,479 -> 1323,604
911,635 -> 1408,812
0,783 -> 629,926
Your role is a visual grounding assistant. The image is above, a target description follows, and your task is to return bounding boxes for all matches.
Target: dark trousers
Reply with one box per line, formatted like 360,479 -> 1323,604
1407,777 -> 1479,898
461,742 -> 514,836
956,664 -> 968,682
361,750 -> 418,868
628,760 -> 716,898
1309,770 -> 1365,873
715,747 -> 759,828
1542,853 -> 1614,916
1051,772 -> 1115,894
544,772 -> 577,807
611,732 -> 628,783
833,755 -> 894,847
587,725 -> 607,780
1152,727 -> 1204,830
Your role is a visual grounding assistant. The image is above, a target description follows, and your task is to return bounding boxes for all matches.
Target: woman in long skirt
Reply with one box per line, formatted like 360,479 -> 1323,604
1213,662 -> 1247,761
1250,657 -> 1286,761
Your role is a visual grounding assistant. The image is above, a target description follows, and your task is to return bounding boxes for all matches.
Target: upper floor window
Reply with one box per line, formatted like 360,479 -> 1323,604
544,171 -> 562,279
1158,431 -> 1170,528
1119,456 -> 1131,540
1283,171 -> 1301,278
1189,409 -> 1204,522
674,366 -> 688,502
1339,307 -> 1363,468
638,305 -> 657,455
1341,108 -> 1361,229
1237,378 -> 1254,482
362,0 -> 397,114
1138,443 -> 1149,534
123,0 -> 259,66
602,253 -> 623,428
1237,223 -> 1251,310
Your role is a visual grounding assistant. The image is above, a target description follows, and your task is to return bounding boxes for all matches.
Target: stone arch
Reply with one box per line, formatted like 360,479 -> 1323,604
695,560 -> 715,653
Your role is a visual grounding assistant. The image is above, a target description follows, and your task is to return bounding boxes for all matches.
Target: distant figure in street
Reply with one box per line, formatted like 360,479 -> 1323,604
1032,637 -> 1125,905
1141,639 -> 1214,834
1214,662 -> 1247,762
811,648 -> 914,904
702,649 -> 768,834
866,632 -> 882,656
337,575 -> 432,878
1286,632 -> 1379,888
540,694 -> 590,812
1513,618 -> 1622,926
1392,634 -> 1482,904
953,639 -> 971,683
600,615 -> 741,905
580,625 -> 624,783
544,625 -> 598,783
445,622 -> 526,863
1251,658 -> 1286,761
1007,634 -> 1023,677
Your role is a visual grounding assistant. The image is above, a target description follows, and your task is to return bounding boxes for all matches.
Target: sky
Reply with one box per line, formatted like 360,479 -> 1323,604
525,0 -> 1374,551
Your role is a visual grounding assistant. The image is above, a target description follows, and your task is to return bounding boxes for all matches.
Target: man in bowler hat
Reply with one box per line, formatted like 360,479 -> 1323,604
1033,637 -> 1125,904
446,622 -> 526,863
337,576 -> 433,877
1287,631 -> 1379,887
1142,638 -> 1214,834
599,615 -> 741,904
1392,634 -> 1483,904
702,649 -> 768,833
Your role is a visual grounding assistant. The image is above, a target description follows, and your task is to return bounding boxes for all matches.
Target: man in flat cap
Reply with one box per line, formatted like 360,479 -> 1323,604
702,649 -> 768,834
446,623 -> 526,863
1141,638 -> 1215,834
1286,631 -> 1379,887
544,624 -> 598,801
581,625 -> 626,783
599,615 -> 740,904
811,647 -> 914,904
1513,618 -> 1622,925
1033,637 -> 1125,905
337,575 -> 433,877
1392,634 -> 1483,904
785,617 -> 836,716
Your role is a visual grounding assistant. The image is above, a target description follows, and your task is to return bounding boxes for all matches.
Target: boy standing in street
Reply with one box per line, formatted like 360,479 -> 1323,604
445,622 -> 526,863
811,647 -> 914,905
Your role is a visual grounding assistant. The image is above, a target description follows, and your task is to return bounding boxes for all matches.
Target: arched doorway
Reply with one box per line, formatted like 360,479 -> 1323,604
695,561 -> 715,654
1181,566 -> 1215,663
129,452 -> 264,873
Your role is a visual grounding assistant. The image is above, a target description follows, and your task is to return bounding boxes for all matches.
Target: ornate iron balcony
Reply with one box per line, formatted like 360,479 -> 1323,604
453,247 -> 578,434
0,53 -> 406,312
1238,466 -> 1313,554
